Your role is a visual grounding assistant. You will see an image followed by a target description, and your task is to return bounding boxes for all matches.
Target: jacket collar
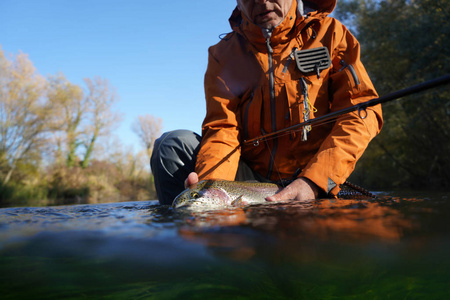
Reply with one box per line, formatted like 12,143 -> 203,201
229,0 -> 336,51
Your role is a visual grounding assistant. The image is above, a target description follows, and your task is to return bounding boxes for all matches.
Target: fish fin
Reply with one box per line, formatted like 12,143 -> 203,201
231,195 -> 248,207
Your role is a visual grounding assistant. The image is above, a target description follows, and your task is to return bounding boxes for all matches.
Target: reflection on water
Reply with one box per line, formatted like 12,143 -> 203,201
1,192 -> 449,299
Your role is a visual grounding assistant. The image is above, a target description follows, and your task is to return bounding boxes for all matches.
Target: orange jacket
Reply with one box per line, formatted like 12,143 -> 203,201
195,0 -> 383,195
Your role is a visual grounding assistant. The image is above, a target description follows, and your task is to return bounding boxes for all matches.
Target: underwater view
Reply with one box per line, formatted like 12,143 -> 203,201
1,191 -> 449,299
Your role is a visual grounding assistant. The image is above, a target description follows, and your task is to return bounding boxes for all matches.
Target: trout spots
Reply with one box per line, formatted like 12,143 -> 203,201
172,180 -> 280,212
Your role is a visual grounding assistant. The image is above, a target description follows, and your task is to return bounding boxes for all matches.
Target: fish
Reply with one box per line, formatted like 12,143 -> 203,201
172,180 -> 281,211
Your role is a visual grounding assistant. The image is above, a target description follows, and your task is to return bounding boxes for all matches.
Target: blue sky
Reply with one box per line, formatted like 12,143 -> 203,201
0,0 -> 237,151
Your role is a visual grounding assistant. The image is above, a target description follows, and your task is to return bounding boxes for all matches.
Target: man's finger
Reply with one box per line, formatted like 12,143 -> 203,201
184,172 -> 199,188
266,188 -> 294,202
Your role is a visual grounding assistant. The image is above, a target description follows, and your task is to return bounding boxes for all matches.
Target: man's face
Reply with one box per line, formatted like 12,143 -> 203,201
237,0 -> 293,29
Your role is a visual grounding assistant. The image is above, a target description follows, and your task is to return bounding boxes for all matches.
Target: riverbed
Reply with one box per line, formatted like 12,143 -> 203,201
1,191 -> 449,299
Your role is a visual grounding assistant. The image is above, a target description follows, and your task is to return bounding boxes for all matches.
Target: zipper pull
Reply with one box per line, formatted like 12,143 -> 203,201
290,48 -> 297,59
339,59 -> 348,71
265,38 -> 273,54
282,47 -> 298,73
315,63 -> 321,79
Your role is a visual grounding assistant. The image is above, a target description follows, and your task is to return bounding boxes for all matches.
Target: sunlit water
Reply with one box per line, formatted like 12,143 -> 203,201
1,191 -> 449,299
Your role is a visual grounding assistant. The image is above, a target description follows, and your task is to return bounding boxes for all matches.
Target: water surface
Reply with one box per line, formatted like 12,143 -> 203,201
1,192 -> 449,299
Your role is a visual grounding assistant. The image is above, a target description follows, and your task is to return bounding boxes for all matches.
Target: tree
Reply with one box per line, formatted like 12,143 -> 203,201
47,74 -> 85,168
0,47 -> 128,203
335,0 -> 450,189
81,77 -> 121,168
0,47 -> 49,185
132,114 -> 163,159
47,75 -> 121,169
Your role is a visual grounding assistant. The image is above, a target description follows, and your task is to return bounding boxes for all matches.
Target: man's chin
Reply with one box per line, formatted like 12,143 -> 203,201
255,16 -> 282,29
258,22 -> 279,30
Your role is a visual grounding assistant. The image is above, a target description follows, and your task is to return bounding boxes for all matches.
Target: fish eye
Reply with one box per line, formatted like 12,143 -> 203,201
190,192 -> 200,199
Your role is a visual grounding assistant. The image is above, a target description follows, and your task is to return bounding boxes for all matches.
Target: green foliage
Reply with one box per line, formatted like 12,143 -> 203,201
337,0 -> 450,189
0,182 -> 48,207
46,160 -> 155,205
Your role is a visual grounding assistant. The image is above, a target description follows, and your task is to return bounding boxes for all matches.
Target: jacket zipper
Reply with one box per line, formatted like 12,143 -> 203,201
339,60 -> 360,85
243,91 -> 254,140
265,36 -> 277,179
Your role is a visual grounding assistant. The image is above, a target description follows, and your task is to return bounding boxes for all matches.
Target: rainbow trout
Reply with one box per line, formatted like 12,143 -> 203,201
173,180 -> 281,210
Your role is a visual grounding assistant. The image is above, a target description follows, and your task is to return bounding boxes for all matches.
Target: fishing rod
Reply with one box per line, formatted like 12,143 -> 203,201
244,74 -> 450,146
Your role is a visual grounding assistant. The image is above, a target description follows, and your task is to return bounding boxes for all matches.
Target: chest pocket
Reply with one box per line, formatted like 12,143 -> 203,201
294,47 -> 332,79
241,88 -> 263,141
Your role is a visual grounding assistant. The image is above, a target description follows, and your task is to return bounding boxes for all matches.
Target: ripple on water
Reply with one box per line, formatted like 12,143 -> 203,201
0,194 -> 449,298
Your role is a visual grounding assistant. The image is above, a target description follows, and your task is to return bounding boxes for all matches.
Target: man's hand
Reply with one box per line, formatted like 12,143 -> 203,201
266,177 -> 319,202
184,172 -> 199,188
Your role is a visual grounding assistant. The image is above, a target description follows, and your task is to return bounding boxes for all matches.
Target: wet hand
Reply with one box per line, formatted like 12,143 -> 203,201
265,177 -> 319,202
184,172 -> 199,188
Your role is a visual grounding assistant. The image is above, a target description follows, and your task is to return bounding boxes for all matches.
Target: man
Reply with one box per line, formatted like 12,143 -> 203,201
151,0 -> 383,205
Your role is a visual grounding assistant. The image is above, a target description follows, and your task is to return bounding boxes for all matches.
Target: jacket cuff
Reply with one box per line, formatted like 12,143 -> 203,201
300,168 -> 342,197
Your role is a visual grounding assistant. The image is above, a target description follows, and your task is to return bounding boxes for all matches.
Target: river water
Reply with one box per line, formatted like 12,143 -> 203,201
1,191 -> 449,299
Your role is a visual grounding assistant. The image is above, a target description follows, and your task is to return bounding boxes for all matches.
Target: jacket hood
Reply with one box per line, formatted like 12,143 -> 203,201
304,0 -> 336,15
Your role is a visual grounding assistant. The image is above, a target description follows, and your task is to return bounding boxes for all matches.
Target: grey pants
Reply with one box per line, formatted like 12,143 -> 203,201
150,130 -> 265,205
